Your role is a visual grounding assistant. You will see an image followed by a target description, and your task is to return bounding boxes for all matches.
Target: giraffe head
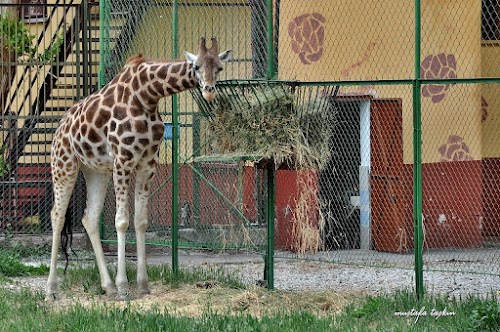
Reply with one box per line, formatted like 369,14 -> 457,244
184,37 -> 232,102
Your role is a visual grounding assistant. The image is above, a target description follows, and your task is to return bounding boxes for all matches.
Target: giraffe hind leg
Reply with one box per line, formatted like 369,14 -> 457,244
46,161 -> 79,300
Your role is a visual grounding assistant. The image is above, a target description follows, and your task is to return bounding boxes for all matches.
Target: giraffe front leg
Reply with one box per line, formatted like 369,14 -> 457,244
81,168 -> 116,297
134,167 -> 156,296
113,160 -> 131,300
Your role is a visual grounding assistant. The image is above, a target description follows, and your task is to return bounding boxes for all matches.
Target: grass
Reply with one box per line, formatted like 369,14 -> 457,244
0,248 -> 49,278
335,291 -> 499,331
0,287 -> 337,332
0,248 -> 498,331
60,263 -> 245,294
0,284 -> 498,332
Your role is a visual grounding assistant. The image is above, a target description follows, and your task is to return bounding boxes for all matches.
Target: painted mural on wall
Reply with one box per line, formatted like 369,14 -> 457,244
438,135 -> 474,162
421,53 -> 457,103
341,42 -> 377,78
288,13 -> 326,64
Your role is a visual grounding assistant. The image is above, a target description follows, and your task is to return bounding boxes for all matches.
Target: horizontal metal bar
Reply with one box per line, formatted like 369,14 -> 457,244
0,181 -> 51,187
0,3 -> 80,8
421,77 -> 500,84
101,239 -> 264,251
218,77 -> 500,88
218,79 -> 414,87
151,2 -> 251,8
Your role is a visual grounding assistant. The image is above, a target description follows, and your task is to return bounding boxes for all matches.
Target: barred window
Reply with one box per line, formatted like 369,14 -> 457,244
19,0 -> 47,23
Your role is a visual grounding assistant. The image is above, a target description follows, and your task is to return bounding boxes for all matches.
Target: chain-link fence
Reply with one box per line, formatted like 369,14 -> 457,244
0,1 -> 97,235
1,0 -> 499,296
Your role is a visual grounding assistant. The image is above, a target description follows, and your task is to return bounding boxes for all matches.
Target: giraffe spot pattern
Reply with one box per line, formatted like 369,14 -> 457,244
109,135 -> 119,146
97,144 -> 106,155
122,136 -> 135,145
113,107 -> 127,121
151,124 -> 164,141
88,128 -> 102,143
86,107 -> 97,123
168,76 -> 180,91
81,124 -> 88,136
179,66 -> 186,77
102,94 -> 115,108
120,147 -> 134,159
123,86 -> 132,104
117,120 -> 132,136
130,106 -> 142,117
95,110 -> 111,128
135,119 -> 148,134
157,66 -> 169,80
139,68 -> 149,85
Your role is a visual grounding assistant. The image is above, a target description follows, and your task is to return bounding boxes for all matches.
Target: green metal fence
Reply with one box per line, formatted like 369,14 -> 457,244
1,0 -> 499,298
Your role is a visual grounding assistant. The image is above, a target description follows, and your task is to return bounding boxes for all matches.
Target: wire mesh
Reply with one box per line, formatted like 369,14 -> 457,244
0,0 -> 498,299
0,2 -> 95,236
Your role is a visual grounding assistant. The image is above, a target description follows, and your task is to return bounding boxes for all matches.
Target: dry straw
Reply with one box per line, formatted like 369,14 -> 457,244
290,169 -> 324,256
201,83 -> 336,169
194,83 -> 337,253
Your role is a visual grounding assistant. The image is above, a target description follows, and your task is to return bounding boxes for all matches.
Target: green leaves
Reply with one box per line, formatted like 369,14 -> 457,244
0,15 -> 64,63
0,15 -> 36,57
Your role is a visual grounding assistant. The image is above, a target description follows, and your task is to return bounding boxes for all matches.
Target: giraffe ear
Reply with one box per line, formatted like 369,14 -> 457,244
184,51 -> 197,64
218,50 -> 233,63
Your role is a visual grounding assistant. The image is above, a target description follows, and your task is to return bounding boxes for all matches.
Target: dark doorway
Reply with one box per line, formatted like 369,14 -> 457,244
320,100 -> 361,250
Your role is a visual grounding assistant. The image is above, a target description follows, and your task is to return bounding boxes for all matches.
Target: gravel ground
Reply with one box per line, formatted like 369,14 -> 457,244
228,261 -> 499,299
9,249 -> 500,300
164,249 -> 500,299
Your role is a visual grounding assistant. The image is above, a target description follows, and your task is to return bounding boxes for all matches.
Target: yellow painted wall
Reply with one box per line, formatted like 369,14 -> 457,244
130,1 -> 251,163
481,43 -> 500,158
278,0 -> 483,164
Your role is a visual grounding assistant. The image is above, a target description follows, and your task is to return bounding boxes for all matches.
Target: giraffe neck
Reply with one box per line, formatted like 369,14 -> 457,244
127,61 -> 198,111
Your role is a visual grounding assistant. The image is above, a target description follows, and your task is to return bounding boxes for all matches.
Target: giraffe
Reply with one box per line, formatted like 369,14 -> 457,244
46,37 -> 232,300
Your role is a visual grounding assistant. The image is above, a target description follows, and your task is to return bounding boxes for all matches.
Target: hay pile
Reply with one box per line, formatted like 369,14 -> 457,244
203,84 -> 335,169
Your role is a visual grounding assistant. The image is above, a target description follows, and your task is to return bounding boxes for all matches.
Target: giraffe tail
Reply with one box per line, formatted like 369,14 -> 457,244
60,207 -> 77,274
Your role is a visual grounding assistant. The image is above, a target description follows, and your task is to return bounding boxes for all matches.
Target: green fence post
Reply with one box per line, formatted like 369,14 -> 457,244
413,0 -> 424,300
81,0 -> 89,97
192,114 -> 201,228
98,0 -> 110,239
75,5 -> 81,101
266,0 -> 275,79
171,0 -> 180,277
264,163 -> 275,290
98,0 -> 110,89
264,0 -> 275,290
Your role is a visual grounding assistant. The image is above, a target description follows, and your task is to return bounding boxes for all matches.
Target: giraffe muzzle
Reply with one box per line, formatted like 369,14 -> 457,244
202,85 -> 216,102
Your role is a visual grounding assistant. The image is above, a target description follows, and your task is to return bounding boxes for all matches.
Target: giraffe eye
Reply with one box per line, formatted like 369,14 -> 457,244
193,65 -> 200,71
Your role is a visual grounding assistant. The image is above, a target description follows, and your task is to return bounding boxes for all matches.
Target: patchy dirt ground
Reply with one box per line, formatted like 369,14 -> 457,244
3,244 -> 499,315
6,276 -> 358,317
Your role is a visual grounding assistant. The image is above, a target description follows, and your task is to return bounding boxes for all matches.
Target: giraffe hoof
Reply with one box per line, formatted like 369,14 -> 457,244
103,286 -> 117,297
45,292 -> 58,302
115,292 -> 130,301
138,287 -> 151,297
115,285 -> 130,301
